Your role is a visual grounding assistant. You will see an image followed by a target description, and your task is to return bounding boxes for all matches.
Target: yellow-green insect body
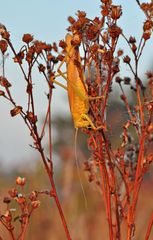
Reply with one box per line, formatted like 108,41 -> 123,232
51,33 -> 103,130
65,34 -> 90,129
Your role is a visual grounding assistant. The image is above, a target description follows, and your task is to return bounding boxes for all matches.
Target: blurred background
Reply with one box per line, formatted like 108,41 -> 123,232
0,0 -> 153,239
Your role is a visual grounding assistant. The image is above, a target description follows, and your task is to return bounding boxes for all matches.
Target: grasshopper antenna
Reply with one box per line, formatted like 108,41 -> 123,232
74,128 -> 88,210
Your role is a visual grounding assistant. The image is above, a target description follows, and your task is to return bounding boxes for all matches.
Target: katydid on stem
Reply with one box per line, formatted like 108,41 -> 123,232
51,33 -> 105,131
50,33 -> 105,208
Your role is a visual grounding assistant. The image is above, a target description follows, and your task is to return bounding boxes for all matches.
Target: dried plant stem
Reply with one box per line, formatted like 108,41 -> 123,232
0,219 -> 15,240
38,146 -> 71,240
145,212 -> 153,240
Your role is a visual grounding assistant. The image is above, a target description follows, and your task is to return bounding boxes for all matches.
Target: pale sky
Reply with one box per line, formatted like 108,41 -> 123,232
0,0 -> 152,170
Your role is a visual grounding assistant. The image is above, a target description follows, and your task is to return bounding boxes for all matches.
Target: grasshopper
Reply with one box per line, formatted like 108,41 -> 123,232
51,33 -> 104,131
51,33 -> 105,207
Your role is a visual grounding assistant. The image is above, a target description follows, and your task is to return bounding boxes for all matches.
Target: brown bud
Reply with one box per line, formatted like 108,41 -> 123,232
10,106 -> 22,117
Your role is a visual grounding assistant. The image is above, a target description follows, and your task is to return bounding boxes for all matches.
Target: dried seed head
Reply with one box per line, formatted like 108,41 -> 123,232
27,111 -> 37,124
123,55 -> 131,64
109,25 -> 122,39
111,5 -> 122,20
0,76 -> 11,88
141,3 -> 149,11
31,200 -> 40,209
3,210 -> 12,222
3,196 -> 11,204
22,34 -> 33,44
16,176 -> 26,186
101,5 -> 109,16
38,64 -> 46,72
59,39 -> 67,49
56,54 -> 65,61
115,76 -> 122,84
29,191 -> 38,201
10,106 -> 22,117
68,16 -> 76,25
147,123 -> 153,133
117,49 -> 123,56
143,20 -> 153,31
8,188 -> 18,198
129,36 -> 136,44
131,44 -> 137,53
143,30 -> 151,41
0,23 -> 7,34
1,30 -> 10,40
0,39 -> 8,53
14,51 -> 25,64
146,154 -> 153,164
124,77 -> 131,85
0,90 -> 5,96
52,42 -> 58,52
15,194 -> 26,204
77,10 -> 86,18
101,0 -> 111,3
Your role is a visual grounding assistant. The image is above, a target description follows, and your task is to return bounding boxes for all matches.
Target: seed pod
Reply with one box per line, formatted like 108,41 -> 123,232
10,106 -> 22,117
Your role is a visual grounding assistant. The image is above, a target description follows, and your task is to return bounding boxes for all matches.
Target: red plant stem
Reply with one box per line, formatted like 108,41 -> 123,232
98,136 -> 113,240
39,148 -> 71,240
17,217 -> 29,240
9,231 -> 15,240
0,219 -> 15,240
127,132 -> 145,239
48,91 -> 52,171
145,212 -> 153,240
